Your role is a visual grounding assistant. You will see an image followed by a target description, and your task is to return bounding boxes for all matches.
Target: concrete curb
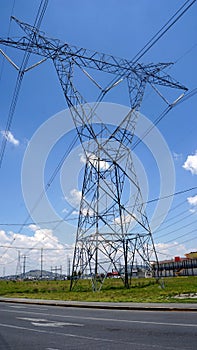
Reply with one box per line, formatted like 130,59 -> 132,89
0,297 -> 197,312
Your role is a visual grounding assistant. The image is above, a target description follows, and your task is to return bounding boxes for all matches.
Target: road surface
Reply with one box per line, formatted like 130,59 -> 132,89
0,301 -> 197,349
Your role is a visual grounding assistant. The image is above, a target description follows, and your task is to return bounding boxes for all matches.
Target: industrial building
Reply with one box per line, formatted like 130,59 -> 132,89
153,252 -> 197,277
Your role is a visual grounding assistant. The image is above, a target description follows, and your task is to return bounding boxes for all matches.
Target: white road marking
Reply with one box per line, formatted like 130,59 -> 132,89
9,309 -> 197,328
17,317 -> 83,327
8,305 -> 47,311
46,348 -> 60,350
32,321 -> 83,327
9,305 -> 27,309
17,317 -> 47,322
0,322 -> 181,349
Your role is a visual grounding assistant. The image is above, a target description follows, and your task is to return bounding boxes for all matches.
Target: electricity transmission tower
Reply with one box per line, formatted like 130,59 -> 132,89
0,17 -> 187,290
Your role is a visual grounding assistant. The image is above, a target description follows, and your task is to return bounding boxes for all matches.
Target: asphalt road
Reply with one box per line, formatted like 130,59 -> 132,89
0,302 -> 197,349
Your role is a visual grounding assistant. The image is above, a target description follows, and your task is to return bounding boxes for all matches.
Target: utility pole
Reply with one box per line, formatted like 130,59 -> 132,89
67,256 -> 71,278
51,266 -> 62,280
40,248 -> 43,279
124,239 -> 129,289
16,250 -> 22,279
22,255 -> 27,279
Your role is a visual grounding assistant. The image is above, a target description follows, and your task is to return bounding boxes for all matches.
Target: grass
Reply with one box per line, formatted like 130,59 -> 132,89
0,276 -> 197,303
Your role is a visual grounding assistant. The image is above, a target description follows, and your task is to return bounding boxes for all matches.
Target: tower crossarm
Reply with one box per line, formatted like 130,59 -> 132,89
0,16 -> 188,92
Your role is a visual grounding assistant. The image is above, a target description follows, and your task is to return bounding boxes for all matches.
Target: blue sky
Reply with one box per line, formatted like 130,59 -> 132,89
0,0 -> 196,275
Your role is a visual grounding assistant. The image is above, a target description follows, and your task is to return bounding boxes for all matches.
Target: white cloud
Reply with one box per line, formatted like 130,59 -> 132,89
187,195 -> 197,207
173,152 -> 182,162
114,214 -> 134,225
79,153 -> 86,164
1,130 -> 19,146
28,224 -> 40,232
0,228 -> 73,276
66,188 -> 82,207
80,207 -> 94,216
155,242 -> 186,260
183,151 -> 197,175
80,152 -> 109,171
0,230 -> 11,243
72,210 -> 79,215
99,159 -> 109,171
189,208 -> 197,214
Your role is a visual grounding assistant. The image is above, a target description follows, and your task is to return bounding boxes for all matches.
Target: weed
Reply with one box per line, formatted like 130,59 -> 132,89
0,276 -> 197,303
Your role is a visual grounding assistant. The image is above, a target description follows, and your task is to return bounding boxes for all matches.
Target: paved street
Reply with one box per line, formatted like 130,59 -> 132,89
0,301 -> 197,349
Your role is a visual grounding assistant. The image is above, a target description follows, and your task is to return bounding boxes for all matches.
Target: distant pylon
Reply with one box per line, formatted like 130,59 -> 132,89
15,250 -> 22,278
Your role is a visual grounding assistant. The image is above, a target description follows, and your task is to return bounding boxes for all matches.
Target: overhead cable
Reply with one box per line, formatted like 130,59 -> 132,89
0,0 -> 49,259
132,0 -> 197,63
0,0 -> 49,169
144,185 -> 197,204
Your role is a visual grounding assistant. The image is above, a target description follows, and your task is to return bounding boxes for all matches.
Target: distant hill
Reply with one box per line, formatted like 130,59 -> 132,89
1,269 -> 67,280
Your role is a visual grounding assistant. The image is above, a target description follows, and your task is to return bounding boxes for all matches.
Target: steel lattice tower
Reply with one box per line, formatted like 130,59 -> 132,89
0,17 -> 187,290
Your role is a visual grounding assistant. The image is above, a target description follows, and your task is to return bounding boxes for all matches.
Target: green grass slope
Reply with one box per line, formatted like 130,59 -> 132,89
0,277 -> 197,303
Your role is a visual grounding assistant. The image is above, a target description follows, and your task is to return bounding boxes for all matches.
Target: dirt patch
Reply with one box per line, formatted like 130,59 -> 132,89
174,293 -> 197,299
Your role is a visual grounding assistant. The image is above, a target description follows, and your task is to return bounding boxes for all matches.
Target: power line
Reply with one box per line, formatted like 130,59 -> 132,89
0,0 -> 16,83
16,133 -> 78,233
129,1 -> 197,152
136,187 -> 197,236
132,0 -> 197,63
164,227 -> 196,245
0,0 -> 49,169
0,245 -> 70,251
156,214 -> 197,238
0,220 -> 63,227
144,186 -> 197,204
173,87 -> 197,106
132,106 -> 171,150
154,208 -> 192,228
0,0 -> 49,259
177,232 -> 197,246
1,1 -> 196,273
0,185 -> 196,228
174,43 -> 197,65
0,133 -> 78,260
150,198 -> 188,227
156,229 -> 197,255
131,85 -> 197,151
